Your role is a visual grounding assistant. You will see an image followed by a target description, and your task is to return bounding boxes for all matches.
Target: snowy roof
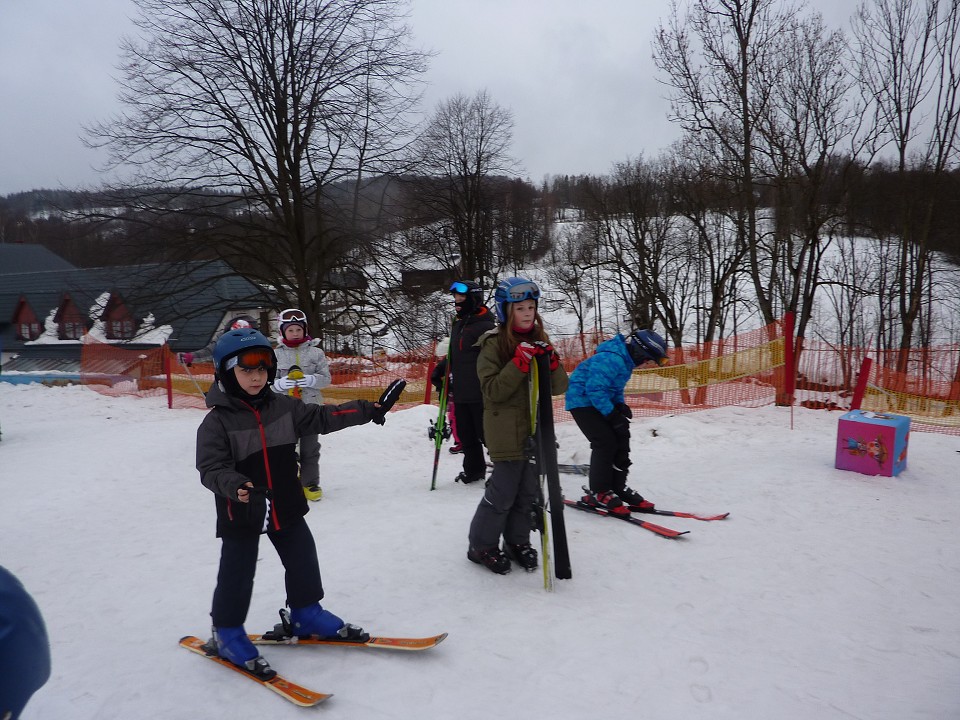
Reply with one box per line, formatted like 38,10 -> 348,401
0,256 -> 267,356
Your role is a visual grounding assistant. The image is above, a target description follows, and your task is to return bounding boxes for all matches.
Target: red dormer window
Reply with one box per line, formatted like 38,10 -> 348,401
54,297 -> 87,340
18,321 -> 42,340
109,319 -> 136,338
102,293 -> 138,340
12,298 -> 42,341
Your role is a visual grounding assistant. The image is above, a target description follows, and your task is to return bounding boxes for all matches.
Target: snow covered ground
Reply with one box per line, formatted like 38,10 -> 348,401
1,382 -> 958,720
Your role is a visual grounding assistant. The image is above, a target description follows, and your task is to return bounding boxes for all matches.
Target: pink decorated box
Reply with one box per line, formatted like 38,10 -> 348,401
836,410 -> 910,477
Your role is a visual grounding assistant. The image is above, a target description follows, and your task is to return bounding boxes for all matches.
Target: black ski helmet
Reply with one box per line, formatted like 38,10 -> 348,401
448,280 -> 483,317
628,329 -> 668,366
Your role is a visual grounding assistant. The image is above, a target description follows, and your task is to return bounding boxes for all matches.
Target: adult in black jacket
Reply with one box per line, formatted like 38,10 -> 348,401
432,280 -> 496,484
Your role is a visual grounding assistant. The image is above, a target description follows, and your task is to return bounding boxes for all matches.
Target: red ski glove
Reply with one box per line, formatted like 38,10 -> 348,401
533,341 -> 560,371
512,342 -> 541,373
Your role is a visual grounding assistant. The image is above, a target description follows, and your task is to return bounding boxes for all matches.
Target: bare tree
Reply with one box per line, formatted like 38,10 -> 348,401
546,223 -> 599,354
84,0 -> 428,339
663,140 -> 751,345
584,157 -> 692,346
408,89 -> 523,284
853,0 -> 960,371
654,0 -> 795,329
756,13 -> 862,363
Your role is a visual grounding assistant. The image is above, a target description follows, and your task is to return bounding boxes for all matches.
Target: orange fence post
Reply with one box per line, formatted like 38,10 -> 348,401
425,359 -> 436,404
164,345 -> 173,409
778,312 -> 795,406
850,357 -> 873,410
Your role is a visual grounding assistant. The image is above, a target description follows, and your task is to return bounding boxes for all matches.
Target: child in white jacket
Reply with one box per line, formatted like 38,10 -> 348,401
271,308 -> 332,501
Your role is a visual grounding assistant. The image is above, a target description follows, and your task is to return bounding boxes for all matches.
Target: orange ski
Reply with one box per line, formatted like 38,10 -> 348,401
179,635 -> 332,706
250,632 -> 448,651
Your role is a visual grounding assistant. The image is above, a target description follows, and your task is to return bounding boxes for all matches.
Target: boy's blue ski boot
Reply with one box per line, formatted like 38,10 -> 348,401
287,604 -> 369,642
210,625 -> 276,679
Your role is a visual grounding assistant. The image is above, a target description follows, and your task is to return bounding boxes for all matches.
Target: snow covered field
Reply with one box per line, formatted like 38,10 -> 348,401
1,382 -> 958,720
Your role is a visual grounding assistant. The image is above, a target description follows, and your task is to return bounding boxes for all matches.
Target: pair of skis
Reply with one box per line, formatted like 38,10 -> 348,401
559,463 -> 729,538
530,354 -> 572,588
558,464 -> 730,521
180,625 -> 447,706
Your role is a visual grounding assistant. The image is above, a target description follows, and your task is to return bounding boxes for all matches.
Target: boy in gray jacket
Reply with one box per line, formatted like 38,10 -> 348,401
196,328 -> 404,678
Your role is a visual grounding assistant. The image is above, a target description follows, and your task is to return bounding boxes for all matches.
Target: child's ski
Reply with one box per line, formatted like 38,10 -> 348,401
561,466 -> 729,521
627,505 -> 729,521
556,463 -> 591,475
529,359 -> 552,590
250,632 -> 448,651
562,499 -> 690,539
253,611 -> 448,651
178,635 -> 331,706
534,353 -> 572,580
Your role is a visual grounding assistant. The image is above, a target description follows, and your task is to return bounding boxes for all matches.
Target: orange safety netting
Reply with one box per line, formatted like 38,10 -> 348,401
77,322 -> 960,436
793,341 -> 960,435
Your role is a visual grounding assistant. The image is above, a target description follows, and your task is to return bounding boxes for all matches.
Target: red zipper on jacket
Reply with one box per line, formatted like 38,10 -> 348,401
239,400 -> 280,531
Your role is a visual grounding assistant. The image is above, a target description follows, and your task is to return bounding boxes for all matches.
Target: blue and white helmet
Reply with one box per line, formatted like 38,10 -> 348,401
493,276 -> 541,323
628,329 -> 668,366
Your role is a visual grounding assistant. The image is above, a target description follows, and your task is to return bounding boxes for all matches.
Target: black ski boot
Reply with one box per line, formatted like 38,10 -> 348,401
504,543 -> 538,572
467,546 -> 511,574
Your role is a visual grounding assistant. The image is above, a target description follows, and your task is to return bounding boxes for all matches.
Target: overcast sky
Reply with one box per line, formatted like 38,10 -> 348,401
0,0 -> 862,196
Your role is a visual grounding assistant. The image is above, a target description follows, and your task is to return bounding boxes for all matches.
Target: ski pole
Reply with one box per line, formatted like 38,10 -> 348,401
179,355 -> 207,398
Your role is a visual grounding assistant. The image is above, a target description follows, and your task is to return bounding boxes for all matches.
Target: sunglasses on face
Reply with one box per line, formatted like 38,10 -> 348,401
278,308 -> 307,323
504,282 -> 540,302
234,348 -> 275,370
449,281 -> 470,294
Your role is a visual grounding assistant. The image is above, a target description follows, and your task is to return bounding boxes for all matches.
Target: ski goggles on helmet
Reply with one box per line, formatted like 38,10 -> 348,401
449,281 -> 471,294
502,280 -> 540,302
225,347 -> 275,371
278,308 -> 307,324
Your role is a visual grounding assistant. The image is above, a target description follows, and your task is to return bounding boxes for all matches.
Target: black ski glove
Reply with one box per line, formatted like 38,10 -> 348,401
607,410 -> 630,439
613,449 -> 631,473
430,362 -> 446,392
372,379 -> 407,425
615,402 -> 633,419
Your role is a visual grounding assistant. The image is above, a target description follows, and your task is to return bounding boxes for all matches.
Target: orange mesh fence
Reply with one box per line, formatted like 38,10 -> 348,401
548,322 -> 788,424
77,323 -> 960,436
793,340 -> 960,435
83,339 -> 437,410
80,337 -> 173,402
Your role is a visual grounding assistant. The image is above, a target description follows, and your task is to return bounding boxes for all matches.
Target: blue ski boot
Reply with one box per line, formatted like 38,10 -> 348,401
288,604 -> 369,642
211,625 -> 276,679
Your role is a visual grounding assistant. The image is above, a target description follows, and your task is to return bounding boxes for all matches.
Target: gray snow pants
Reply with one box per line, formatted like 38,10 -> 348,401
299,433 -> 321,487
468,459 -> 539,550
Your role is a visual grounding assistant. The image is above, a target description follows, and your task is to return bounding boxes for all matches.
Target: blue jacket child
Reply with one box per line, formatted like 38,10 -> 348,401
565,330 -> 668,516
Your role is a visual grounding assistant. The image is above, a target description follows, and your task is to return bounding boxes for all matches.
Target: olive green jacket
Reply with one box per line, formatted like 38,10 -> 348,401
476,329 -> 569,461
